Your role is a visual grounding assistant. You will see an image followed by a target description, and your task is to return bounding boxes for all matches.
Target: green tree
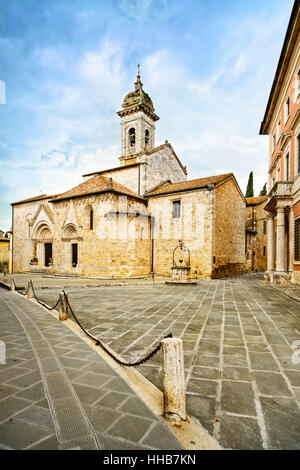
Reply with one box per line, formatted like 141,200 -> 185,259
245,171 -> 254,197
259,183 -> 267,196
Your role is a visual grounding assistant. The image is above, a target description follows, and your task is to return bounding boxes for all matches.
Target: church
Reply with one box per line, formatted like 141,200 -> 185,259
11,71 -> 246,279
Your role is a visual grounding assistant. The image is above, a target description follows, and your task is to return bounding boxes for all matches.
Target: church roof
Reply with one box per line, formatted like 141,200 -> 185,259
83,162 -> 141,178
50,174 -> 144,203
145,173 -> 233,196
12,194 -> 58,206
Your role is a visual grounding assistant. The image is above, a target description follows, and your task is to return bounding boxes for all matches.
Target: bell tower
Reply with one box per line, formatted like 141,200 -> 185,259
117,66 -> 159,165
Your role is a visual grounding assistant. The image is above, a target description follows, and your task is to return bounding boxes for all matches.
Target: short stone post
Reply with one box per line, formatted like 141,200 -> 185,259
161,337 -> 186,426
59,292 -> 68,321
27,280 -> 34,299
3,271 -> 8,282
11,278 -> 15,291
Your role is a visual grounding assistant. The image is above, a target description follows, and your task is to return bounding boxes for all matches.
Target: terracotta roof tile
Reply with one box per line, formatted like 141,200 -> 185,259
145,173 -> 233,196
12,194 -> 57,206
246,196 -> 267,205
51,175 -> 144,202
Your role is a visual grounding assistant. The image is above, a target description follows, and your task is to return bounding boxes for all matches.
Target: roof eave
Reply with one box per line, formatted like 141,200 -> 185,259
50,189 -> 145,203
82,162 -> 141,178
145,184 -> 215,198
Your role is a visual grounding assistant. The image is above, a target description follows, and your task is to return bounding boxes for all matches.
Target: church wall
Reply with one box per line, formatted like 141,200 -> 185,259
12,193 -> 151,277
99,167 -> 139,195
50,193 -> 151,277
140,145 -> 187,194
12,198 -> 55,273
148,189 -> 213,278
212,178 -> 246,277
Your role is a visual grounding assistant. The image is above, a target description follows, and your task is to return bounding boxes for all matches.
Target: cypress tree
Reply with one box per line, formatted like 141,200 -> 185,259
245,171 -> 254,197
259,183 -> 267,196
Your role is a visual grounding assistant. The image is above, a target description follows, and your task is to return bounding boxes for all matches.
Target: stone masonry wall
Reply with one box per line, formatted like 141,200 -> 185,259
148,189 -> 213,277
246,202 -> 268,272
12,199 -> 54,273
212,178 -> 246,278
99,166 -> 139,195
12,193 -> 151,277
140,145 -> 187,194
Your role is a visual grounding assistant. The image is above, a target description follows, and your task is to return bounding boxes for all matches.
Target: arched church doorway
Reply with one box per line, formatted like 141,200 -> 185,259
33,223 -> 53,268
62,224 -> 80,271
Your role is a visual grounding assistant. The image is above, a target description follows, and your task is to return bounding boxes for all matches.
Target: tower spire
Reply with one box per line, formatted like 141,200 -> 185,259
135,64 -> 143,90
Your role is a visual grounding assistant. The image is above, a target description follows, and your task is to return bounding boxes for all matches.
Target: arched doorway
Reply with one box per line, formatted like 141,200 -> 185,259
62,224 -> 80,271
33,222 -> 53,267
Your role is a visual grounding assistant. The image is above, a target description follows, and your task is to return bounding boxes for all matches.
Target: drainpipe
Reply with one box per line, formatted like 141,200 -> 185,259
150,215 -> 155,277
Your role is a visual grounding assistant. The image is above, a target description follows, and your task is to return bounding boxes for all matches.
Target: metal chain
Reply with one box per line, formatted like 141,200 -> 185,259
13,278 -> 29,296
14,278 -> 172,368
30,281 -> 60,311
63,291 -> 172,367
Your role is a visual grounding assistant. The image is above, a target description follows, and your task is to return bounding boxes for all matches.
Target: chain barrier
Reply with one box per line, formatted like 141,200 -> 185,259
29,280 -> 60,311
63,291 -> 172,367
14,278 -> 171,368
12,278 -> 29,296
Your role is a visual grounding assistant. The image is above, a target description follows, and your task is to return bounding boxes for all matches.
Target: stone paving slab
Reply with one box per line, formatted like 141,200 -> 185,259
33,273 -> 300,449
0,289 -> 183,450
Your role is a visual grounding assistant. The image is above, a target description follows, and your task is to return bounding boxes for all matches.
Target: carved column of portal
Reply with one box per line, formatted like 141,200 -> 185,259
276,208 -> 286,273
267,214 -> 275,272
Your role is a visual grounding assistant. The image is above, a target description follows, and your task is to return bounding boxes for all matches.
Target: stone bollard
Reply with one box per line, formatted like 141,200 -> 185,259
161,337 -> 187,426
59,292 -> 68,321
27,280 -> 34,299
11,279 -> 15,291
3,271 -> 8,283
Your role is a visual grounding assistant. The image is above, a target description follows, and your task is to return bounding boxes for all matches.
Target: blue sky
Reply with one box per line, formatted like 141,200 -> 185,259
0,0 -> 295,231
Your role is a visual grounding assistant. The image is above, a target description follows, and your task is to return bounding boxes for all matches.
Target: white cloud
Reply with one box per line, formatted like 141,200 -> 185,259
1,5 -> 288,227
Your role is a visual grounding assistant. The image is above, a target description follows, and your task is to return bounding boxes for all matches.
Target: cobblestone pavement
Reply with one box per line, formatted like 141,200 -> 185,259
32,273 -> 300,450
0,289 -> 183,450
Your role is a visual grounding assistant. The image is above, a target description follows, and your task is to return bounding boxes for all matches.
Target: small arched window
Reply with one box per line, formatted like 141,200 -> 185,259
145,129 -> 150,145
90,209 -> 93,230
128,128 -> 135,147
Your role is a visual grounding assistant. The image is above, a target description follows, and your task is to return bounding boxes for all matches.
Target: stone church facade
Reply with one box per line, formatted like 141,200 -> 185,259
12,72 -> 246,279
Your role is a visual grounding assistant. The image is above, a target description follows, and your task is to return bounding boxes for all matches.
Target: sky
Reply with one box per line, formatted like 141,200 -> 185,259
0,0 -> 295,231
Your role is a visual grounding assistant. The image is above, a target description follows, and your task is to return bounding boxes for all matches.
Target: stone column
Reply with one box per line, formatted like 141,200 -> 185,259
288,206 -> 294,273
267,214 -> 275,272
161,338 -> 186,425
276,208 -> 286,273
59,292 -> 68,321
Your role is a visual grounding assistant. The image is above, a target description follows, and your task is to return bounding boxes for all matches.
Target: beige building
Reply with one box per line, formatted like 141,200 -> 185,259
12,72 -> 246,279
260,1 -> 300,284
245,196 -> 268,272
0,230 -> 10,269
